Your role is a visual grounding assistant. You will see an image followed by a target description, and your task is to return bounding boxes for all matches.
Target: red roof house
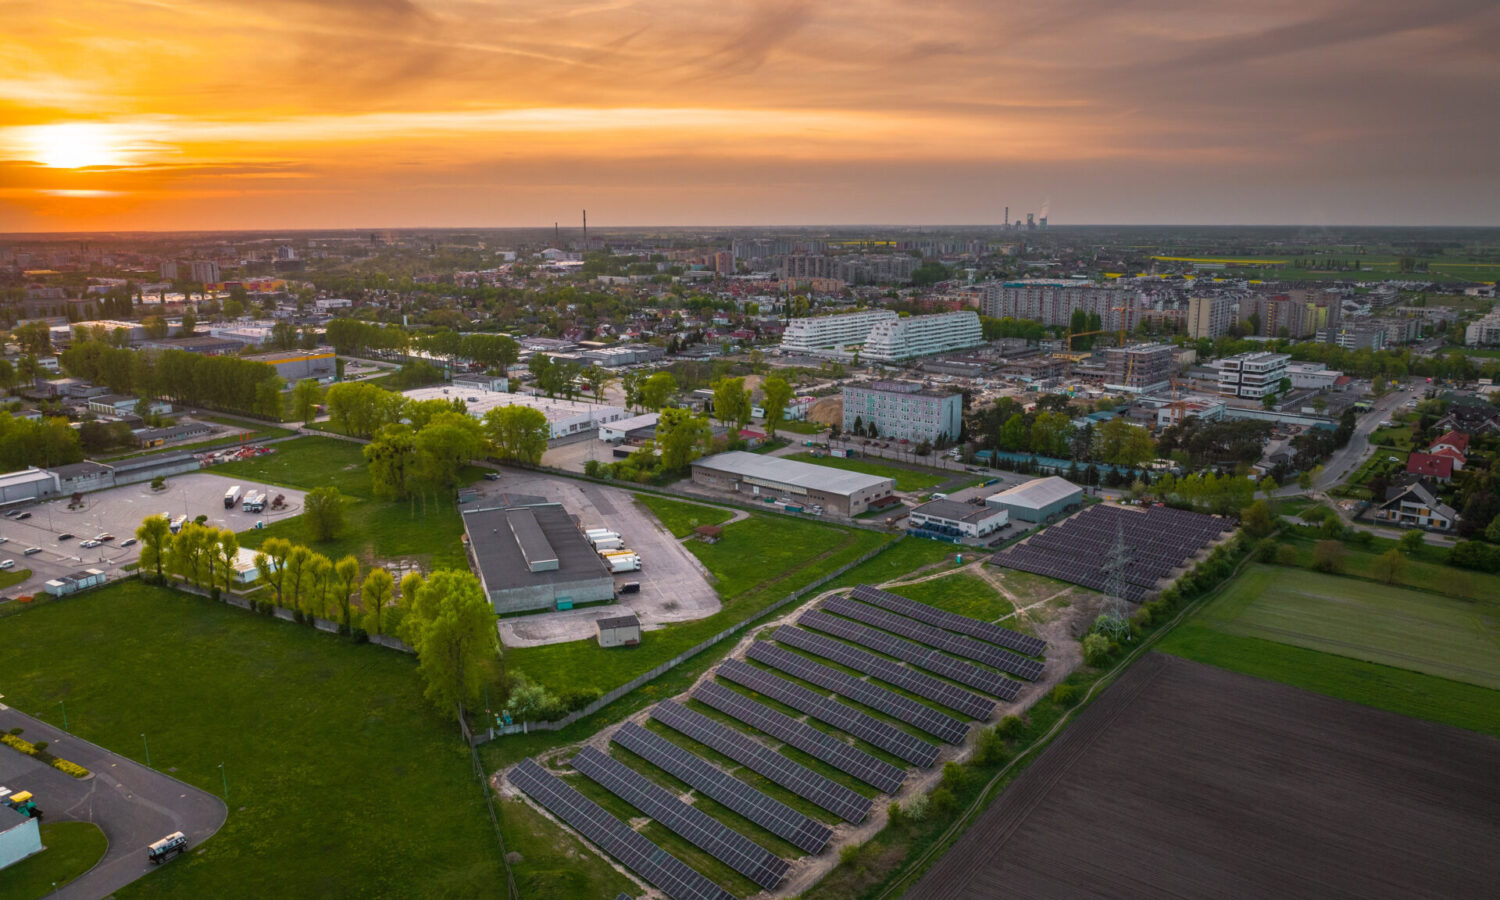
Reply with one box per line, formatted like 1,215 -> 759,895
1405,452 -> 1454,482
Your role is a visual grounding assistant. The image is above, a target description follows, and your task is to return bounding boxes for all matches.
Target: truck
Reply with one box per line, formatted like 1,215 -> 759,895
147,831 -> 189,865
223,485 -> 242,508
169,514 -> 188,534
593,537 -> 624,552
604,554 -> 641,573
586,530 -> 620,544
243,491 -> 265,513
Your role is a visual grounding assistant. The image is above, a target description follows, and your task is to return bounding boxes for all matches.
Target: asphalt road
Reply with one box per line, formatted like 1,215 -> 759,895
0,705 -> 227,900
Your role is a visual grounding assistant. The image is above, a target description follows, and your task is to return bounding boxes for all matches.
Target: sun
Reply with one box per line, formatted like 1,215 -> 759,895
21,123 -> 129,168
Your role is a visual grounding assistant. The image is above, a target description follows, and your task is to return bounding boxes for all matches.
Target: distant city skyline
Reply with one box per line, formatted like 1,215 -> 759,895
2,0 -> 1497,232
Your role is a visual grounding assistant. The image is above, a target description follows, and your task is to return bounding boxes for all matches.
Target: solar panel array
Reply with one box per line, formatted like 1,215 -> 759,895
718,658 -> 941,767
991,504 -> 1230,601
508,758 -> 737,900
773,626 -> 996,720
695,681 -> 907,794
849,583 -> 1047,657
652,700 -> 872,823
572,746 -> 789,890
824,597 -> 1046,682
613,722 -> 832,854
799,610 -> 1021,701
746,641 -> 970,744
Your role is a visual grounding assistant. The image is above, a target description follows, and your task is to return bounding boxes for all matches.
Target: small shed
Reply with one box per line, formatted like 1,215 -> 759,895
596,613 -> 641,648
694,525 -> 723,544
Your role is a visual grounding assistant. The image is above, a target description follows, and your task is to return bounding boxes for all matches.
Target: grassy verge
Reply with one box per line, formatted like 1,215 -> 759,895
776,420 -> 828,435
5,821 -> 107,900
633,494 -> 735,538
889,572 -> 1013,621
784,452 -> 947,492
210,436 -> 374,496
0,580 -> 506,899
0,567 -> 33,589
822,538 -> 961,592
1278,532 -> 1500,602
497,796 -> 635,898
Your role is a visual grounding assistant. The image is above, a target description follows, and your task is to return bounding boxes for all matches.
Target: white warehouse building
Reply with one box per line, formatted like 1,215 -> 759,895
862,311 -> 983,362
779,310 -> 898,355
402,386 -> 625,439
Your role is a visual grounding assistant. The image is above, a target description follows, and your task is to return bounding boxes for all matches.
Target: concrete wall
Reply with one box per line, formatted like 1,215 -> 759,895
0,813 -> 43,870
489,575 -> 615,615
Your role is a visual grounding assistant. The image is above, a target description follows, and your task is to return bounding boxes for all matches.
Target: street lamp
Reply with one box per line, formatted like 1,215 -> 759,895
141,733 -> 151,766
218,762 -> 228,802
57,700 -> 67,731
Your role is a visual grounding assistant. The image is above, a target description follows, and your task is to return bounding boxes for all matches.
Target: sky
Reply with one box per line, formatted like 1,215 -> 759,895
1,0 -> 1498,232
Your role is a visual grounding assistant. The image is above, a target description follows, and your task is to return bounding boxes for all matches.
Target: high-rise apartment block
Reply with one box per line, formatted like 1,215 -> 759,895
1103,342 -> 1175,393
979,283 -> 1139,331
780,310 -> 898,355
842,381 -> 962,443
862,311 -> 983,362
1186,296 -> 1233,338
1219,351 -> 1290,398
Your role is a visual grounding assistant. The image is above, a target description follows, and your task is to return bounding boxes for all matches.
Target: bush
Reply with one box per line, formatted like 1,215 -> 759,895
1312,539 -> 1346,573
351,627 -> 369,644
52,758 -> 90,778
902,793 -> 929,822
886,801 -> 905,827
1082,632 -> 1114,667
929,787 -> 956,817
1274,543 -> 1299,566
995,715 -> 1026,739
974,726 -> 1011,766
1049,683 -> 1080,707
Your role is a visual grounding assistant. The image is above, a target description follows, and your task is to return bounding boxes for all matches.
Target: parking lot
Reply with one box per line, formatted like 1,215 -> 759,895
477,469 -> 721,647
0,472 -> 306,598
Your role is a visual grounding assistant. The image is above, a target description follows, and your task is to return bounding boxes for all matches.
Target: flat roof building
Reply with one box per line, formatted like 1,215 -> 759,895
985,476 -> 1083,524
1219,351 -> 1290,399
243,349 -> 337,382
843,381 -> 962,443
402,385 -> 625,440
690,451 -> 894,516
780,310 -> 898,355
1104,343 -> 1175,394
0,467 -> 60,504
463,503 -> 616,614
596,613 -> 642,648
908,498 -> 1008,539
862,311 -> 983,362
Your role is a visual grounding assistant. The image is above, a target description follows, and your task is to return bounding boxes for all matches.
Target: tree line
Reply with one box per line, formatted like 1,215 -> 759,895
60,339 -> 284,417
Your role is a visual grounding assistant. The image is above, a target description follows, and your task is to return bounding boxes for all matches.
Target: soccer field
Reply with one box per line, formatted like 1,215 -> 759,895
1187,564 -> 1500,690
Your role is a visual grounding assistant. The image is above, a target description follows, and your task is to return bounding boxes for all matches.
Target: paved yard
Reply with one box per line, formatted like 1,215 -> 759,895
478,470 -> 721,647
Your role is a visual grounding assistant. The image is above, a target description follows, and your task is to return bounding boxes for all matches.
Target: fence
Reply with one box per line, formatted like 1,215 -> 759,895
474,537 -> 900,744
457,710 -> 521,900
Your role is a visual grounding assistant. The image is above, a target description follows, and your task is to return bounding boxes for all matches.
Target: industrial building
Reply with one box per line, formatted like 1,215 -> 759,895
579,345 -> 666,367
862,311 -> 983,362
43,569 -> 108,596
842,382 -> 962,443
1286,362 -> 1343,391
779,310 -> 898,355
1104,343 -> 1175,393
908,499 -> 1009,539
402,385 -> 626,439
244,349 -> 337,382
1186,296 -> 1234,339
463,503 -> 616,614
1219,351 -> 1290,398
598,412 -> 660,443
985,476 -> 1083,524
0,468 -> 61,504
596,613 -> 642,648
690,451 -> 895,516
87,394 -> 172,417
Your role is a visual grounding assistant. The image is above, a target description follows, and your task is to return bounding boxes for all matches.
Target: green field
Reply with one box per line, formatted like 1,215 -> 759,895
633,494 -> 735,538
890,571 -> 1012,622
496,795 -> 634,898
0,567 -> 32,590
211,435 -> 377,496
823,538 -> 962,591
1160,563 -> 1500,737
1278,534 -> 1500,603
7,821 -> 108,900
784,452 -> 947,492
0,580 -> 506,898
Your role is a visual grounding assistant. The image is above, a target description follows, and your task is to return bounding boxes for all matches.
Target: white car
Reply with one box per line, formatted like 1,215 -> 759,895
0,560 -> 14,570
0,537 -> 8,544
80,539 -> 103,549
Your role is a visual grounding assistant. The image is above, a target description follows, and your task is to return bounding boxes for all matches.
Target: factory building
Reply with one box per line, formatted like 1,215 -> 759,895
985,477 -> 1083,524
243,350 -> 338,382
690,451 -> 895,516
463,503 -> 617,614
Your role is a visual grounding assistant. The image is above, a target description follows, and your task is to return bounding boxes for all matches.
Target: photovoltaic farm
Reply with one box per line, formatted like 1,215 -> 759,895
991,504 -> 1231,601
505,582 -> 1047,899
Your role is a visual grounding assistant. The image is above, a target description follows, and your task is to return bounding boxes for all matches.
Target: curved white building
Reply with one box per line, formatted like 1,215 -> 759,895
862,311 -> 983,362
780,310 -> 898,354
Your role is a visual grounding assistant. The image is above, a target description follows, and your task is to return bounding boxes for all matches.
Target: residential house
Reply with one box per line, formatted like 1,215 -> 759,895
1373,481 -> 1458,531
1427,430 -> 1470,471
1405,452 -> 1454,483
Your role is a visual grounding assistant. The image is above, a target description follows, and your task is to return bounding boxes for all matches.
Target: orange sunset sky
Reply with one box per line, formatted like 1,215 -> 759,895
2,0 -> 1497,232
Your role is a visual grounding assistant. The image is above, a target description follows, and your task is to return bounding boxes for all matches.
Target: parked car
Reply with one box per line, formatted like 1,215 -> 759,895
16,512 -> 30,520
483,472 -> 501,481
2,510 -> 19,519
23,547 -> 41,555
121,538 -> 138,547
81,539 -> 102,549
0,560 -> 13,569
0,537 -> 8,544
97,533 -> 115,541
57,533 -> 74,540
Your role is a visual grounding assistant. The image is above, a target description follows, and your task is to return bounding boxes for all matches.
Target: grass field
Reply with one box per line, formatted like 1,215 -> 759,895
0,567 -> 32,590
1278,534 -> 1500,603
633,494 -> 735,538
212,436 -> 374,496
0,580 -> 506,899
823,538 -> 962,592
889,571 -> 1013,622
7,821 -> 108,900
497,795 -> 634,898
784,452 -> 946,492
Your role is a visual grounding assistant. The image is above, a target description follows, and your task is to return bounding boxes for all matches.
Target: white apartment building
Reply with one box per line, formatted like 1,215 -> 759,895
1218,351 -> 1290,399
862,311 -> 983,362
779,310 -> 898,355
843,381 -> 962,442
1186,296 -> 1234,339
1466,310 -> 1500,347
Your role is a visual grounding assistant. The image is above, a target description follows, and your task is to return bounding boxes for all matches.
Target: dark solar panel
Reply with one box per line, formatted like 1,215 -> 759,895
572,746 -> 789,890
719,658 -> 941,767
612,721 -> 831,855
651,700 -> 871,823
695,681 -> 907,794
508,758 -> 737,900
799,610 -> 1021,701
746,641 -> 970,744
848,584 -> 1048,657
824,597 -> 1046,681
773,625 -> 995,720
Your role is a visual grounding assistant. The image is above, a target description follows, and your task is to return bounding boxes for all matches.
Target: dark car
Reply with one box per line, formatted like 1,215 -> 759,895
16,512 -> 30,520
121,538 -> 138,547
57,533 -> 74,540
483,472 -> 501,481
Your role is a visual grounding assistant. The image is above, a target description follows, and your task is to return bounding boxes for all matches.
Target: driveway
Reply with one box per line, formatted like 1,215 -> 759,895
0,705 -> 227,900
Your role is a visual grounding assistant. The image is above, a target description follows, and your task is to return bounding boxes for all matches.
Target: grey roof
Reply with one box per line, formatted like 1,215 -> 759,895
987,476 -> 1082,510
109,452 -> 199,474
51,461 -> 112,479
463,503 -> 610,593
910,498 -> 1001,524
597,613 -> 640,631
693,451 -> 893,496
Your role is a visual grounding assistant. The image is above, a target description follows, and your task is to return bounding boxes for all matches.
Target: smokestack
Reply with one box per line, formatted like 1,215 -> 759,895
583,209 -> 588,250
1004,206 -> 1009,228
554,222 -> 559,246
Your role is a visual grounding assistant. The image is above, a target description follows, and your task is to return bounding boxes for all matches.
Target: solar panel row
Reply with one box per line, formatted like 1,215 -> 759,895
747,641 -> 970,744
824,597 -> 1046,681
719,658 -> 941,767
695,681 -> 907,794
773,626 -> 995,720
508,758 -> 737,900
799,611 -> 1021,701
652,700 -> 872,823
572,746 -> 789,890
612,722 -> 832,854
848,584 -> 1047,657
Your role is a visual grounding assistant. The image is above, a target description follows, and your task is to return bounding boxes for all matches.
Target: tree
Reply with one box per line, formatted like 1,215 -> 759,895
711,377 -> 751,430
307,554 -> 334,619
253,537 -> 291,607
360,567 -> 395,636
483,405 -> 549,466
141,315 -> 169,340
1312,540 -> 1346,573
169,522 -> 211,587
364,424 -> 419,499
292,379 -> 323,422
283,545 -> 313,613
656,407 -> 712,471
409,570 -> 498,711
413,412 -> 485,494
1371,547 -> 1405,584
761,376 -> 792,438
333,555 -> 361,628
13,322 -> 51,355
1240,500 -> 1275,538
639,372 -> 678,411
304,487 -> 347,542
136,514 -> 172,581
1399,530 -> 1425,554
396,571 -> 427,644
